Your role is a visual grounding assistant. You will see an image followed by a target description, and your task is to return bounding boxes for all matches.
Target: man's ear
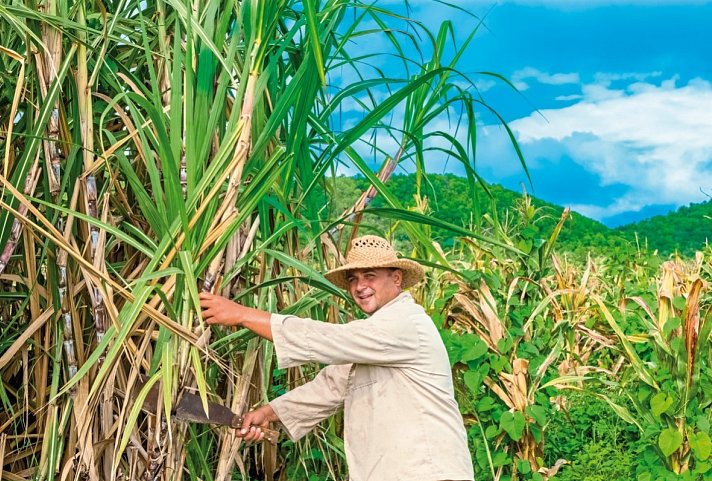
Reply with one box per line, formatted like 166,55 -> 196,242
392,268 -> 403,287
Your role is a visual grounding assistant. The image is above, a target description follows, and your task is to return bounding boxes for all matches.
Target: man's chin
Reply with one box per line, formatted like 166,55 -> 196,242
357,301 -> 376,315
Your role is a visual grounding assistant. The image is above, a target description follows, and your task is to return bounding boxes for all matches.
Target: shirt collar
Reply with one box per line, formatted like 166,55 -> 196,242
370,290 -> 412,316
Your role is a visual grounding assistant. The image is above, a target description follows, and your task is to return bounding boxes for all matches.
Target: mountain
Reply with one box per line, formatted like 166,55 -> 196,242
614,199 -> 712,255
324,174 -> 710,256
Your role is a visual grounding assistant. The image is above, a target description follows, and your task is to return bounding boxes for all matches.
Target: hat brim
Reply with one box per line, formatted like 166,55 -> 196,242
324,258 -> 424,290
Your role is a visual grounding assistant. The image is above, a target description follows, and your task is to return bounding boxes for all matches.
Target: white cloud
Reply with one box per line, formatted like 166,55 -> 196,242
593,71 -> 662,86
509,76 -> 712,219
473,78 -> 498,93
555,94 -> 583,101
512,67 -> 580,91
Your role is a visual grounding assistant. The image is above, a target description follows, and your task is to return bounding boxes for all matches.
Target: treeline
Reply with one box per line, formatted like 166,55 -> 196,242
616,199 -> 712,255
322,174 -> 710,256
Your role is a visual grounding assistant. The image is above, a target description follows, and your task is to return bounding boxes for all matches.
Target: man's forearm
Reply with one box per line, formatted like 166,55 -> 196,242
199,292 -> 273,341
239,307 -> 273,341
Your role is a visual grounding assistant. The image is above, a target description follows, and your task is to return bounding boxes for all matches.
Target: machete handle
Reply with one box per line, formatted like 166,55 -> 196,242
233,416 -> 279,444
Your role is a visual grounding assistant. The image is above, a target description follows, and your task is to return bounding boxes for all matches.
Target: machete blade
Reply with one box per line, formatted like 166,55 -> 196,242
175,392 -> 235,426
174,393 -> 279,444
129,375 -> 161,415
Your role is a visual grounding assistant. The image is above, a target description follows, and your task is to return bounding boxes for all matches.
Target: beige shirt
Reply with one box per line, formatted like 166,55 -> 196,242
269,292 -> 474,481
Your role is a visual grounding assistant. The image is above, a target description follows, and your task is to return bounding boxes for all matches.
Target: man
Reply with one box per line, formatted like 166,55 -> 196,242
200,235 -> 474,481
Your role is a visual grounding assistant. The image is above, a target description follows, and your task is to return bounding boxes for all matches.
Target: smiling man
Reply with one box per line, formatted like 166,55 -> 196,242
199,235 -> 474,481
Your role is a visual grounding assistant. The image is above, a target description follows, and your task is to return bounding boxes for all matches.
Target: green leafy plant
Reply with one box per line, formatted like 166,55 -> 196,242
595,258 -> 712,479
433,206 -> 597,481
546,391 -> 640,481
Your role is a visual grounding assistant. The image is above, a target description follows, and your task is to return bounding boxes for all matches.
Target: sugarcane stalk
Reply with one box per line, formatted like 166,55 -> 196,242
175,64 -> 259,472
82,176 -> 108,355
0,206 -> 27,275
0,21 -> 62,277
180,150 -> 188,198
182,75 -> 257,354
57,233 -> 78,382
36,43 -> 82,465
200,70 -> 257,298
75,3 -> 112,479
36,0 -> 82,403
222,217 -> 260,297
40,0 -> 63,197
73,2 -> 108,364
166,34 -> 262,481
2,47 -> 25,181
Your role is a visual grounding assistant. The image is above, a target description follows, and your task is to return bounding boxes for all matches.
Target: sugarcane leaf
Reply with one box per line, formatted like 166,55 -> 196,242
595,394 -> 643,432
539,375 -> 590,390
303,0 -> 325,86
592,295 -> 659,389
162,341 -> 174,433
191,347 -> 209,416
30,196 -> 156,258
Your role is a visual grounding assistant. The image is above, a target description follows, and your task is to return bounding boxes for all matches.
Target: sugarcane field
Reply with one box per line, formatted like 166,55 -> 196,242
1,1 -> 711,480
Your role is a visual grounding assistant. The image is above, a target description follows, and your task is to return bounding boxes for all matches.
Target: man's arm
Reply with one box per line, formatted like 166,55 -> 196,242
200,293 -> 420,368
199,294 -> 351,439
238,364 -> 351,442
200,292 -> 421,368
199,292 -> 273,341
268,364 -> 351,441
270,312 -> 420,368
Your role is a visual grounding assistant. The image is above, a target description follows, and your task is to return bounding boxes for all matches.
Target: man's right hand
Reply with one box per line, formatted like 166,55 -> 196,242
238,404 -> 279,442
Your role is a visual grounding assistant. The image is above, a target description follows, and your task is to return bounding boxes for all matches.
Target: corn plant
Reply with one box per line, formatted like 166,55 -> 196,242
595,256 -> 712,480
427,205 -> 611,481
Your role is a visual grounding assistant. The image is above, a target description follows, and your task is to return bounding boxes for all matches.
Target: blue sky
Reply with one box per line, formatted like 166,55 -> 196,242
335,0 -> 712,226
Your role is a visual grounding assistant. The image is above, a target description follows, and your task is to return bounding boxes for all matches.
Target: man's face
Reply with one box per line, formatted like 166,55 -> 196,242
346,268 -> 403,315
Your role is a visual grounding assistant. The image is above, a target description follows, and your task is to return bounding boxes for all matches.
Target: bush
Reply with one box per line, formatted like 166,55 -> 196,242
546,391 -> 640,481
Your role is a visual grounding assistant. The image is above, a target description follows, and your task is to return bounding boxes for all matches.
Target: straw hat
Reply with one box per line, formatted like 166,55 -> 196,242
325,235 -> 424,290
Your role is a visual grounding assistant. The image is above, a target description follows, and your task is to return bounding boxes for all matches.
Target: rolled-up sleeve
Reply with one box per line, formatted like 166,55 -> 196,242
270,311 -> 420,369
269,363 -> 350,441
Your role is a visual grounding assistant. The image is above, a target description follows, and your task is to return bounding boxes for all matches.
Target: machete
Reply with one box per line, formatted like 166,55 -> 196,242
175,392 -> 279,444
130,378 -> 279,444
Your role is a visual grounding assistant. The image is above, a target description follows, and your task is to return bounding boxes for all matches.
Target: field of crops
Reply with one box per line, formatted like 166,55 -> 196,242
1,1 -> 710,480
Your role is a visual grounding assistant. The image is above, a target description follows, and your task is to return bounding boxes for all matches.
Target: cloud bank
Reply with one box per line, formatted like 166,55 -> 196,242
503,76 -> 712,221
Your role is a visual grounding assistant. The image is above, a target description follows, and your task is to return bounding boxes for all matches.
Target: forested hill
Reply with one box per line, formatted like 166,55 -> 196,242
326,174 -> 710,256
615,200 -> 712,255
